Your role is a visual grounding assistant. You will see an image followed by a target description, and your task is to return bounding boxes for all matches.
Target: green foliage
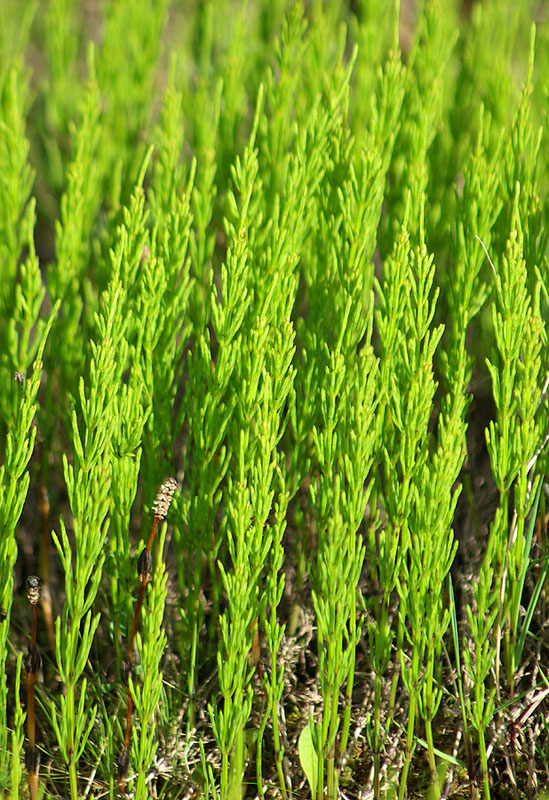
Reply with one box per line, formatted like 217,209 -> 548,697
1,2 -> 549,799
130,525 -> 170,799
298,721 -> 318,797
0,308 -> 58,780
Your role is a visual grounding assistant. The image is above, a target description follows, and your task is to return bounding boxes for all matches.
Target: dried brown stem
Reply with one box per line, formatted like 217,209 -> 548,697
38,479 -> 56,654
25,576 -> 42,800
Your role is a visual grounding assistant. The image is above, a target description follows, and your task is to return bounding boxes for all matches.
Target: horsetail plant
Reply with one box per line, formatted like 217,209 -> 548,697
307,109 -> 385,798
0,62 -> 34,340
207,92 -> 269,799
0,308 -> 57,781
42,47 -> 104,486
96,0 -> 169,196
462,536 -> 499,800
47,279 -> 126,798
257,479 -> 292,799
129,526 -> 171,800
310,342 -> 379,800
40,0 -> 83,183
99,161 -> 157,664
399,320 -> 468,798
185,88 -> 265,747
2,2 -> 549,798
10,653 -> 26,800
368,223 -> 416,795
119,477 -> 177,789
482,198 -> 545,722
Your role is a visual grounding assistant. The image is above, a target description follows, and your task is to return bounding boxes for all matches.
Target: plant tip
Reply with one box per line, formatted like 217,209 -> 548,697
152,477 -> 178,520
26,575 -> 41,605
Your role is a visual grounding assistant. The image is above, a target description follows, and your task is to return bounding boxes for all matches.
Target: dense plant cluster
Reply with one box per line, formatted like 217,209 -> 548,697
1,1 -> 549,798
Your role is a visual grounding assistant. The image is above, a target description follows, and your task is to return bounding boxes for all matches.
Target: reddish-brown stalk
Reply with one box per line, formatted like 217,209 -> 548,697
25,575 -> 42,800
37,477 -> 56,653
118,478 -> 177,784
